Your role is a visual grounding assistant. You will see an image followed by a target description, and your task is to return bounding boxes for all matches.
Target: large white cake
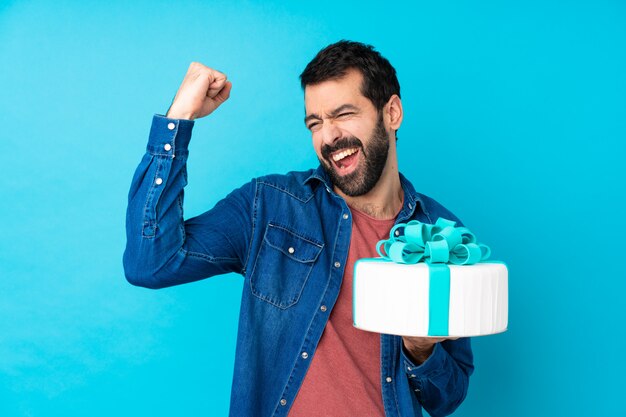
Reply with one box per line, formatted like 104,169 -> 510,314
353,260 -> 508,337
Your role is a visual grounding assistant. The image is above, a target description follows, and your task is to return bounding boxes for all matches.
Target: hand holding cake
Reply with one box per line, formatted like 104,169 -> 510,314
402,336 -> 459,364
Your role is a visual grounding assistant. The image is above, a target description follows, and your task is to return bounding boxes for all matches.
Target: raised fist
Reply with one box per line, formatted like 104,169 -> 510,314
166,62 -> 232,120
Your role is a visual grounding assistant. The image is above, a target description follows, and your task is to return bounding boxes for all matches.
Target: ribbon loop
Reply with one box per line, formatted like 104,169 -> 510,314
426,240 -> 450,263
378,218 -> 490,265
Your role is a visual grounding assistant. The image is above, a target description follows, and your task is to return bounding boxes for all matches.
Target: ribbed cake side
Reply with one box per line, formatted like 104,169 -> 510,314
353,260 -> 508,337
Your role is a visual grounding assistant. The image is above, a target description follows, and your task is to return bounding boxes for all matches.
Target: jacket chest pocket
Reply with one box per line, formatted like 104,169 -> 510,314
250,223 -> 324,309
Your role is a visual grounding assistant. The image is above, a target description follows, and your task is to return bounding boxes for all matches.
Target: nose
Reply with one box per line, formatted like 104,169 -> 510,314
319,120 -> 342,146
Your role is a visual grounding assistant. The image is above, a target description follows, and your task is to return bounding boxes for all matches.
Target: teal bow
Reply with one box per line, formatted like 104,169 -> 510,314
376,218 -> 491,265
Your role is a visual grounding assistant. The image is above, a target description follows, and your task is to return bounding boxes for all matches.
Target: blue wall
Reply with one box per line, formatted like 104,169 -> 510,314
1,1 -> 624,415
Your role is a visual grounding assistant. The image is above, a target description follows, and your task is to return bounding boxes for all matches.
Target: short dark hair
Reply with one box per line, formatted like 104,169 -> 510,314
299,40 -> 401,112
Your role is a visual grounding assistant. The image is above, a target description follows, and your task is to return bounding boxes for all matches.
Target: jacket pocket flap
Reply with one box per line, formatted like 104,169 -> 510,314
263,224 -> 323,263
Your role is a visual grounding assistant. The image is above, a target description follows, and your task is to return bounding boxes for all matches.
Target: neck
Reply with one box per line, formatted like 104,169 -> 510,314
335,156 -> 403,220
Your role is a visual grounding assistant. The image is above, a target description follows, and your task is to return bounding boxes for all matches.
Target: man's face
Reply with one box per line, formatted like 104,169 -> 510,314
304,69 -> 390,197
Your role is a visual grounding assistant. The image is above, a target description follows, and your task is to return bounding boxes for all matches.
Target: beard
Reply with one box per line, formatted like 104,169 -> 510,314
319,114 -> 389,197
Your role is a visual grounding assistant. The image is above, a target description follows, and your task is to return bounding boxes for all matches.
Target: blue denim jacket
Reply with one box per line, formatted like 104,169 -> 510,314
124,115 -> 474,417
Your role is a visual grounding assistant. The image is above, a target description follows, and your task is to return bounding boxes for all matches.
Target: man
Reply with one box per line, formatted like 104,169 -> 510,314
124,41 -> 473,417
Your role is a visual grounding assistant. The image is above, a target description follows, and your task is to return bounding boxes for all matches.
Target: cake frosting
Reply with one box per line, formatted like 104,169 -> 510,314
353,260 -> 508,337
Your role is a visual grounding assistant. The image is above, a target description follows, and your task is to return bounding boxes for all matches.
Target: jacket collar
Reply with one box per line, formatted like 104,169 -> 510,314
303,165 -> 329,186
303,165 -> 426,220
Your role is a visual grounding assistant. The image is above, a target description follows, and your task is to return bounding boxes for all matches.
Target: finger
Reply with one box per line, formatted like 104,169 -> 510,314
207,81 -> 226,98
215,80 -> 232,103
206,71 -> 227,97
198,81 -> 231,117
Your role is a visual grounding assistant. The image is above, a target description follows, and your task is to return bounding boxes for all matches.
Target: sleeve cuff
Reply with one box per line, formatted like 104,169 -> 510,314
146,114 -> 195,157
402,342 -> 447,378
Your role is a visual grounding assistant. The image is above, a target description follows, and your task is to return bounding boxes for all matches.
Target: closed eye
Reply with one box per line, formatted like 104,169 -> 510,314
307,121 -> 321,131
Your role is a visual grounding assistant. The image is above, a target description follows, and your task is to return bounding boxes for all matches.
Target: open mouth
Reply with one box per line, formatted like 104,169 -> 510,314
330,147 -> 360,174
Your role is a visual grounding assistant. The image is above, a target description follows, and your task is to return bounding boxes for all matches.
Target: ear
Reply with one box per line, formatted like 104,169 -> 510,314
385,94 -> 403,131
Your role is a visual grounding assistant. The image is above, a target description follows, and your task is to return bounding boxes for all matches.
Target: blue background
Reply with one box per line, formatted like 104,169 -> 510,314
1,0 -> 625,415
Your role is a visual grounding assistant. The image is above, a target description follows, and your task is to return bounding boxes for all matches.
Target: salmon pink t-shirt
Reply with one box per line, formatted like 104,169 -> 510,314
288,206 -> 398,416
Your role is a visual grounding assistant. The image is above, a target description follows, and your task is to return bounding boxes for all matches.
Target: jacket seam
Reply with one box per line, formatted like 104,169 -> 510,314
257,180 -> 313,203
241,178 -> 258,275
390,336 -> 402,416
181,247 -> 239,263
141,155 -> 161,239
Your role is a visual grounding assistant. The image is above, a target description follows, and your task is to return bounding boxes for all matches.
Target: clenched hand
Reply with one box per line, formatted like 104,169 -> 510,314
166,62 -> 232,120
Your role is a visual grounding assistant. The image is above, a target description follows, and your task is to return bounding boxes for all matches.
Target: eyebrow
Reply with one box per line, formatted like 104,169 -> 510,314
304,104 -> 360,125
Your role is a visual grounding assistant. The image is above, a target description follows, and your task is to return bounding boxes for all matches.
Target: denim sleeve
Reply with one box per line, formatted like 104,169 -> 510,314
123,115 -> 254,289
401,338 -> 474,417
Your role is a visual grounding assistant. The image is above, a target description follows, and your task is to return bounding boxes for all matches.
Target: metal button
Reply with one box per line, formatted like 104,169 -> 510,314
395,230 -> 400,236
164,143 -> 172,151
155,178 -> 163,185
342,213 -> 349,220
407,366 -> 412,371
386,377 -> 392,383
410,374 -> 416,378
288,247 -> 295,254
280,399 -> 287,406
167,122 -> 175,130
320,305 -> 327,312
408,203 -> 413,209
301,352 -> 308,359
334,261 -> 341,268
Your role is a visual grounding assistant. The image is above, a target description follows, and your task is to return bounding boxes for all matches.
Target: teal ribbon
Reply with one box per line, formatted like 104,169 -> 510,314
376,218 -> 491,336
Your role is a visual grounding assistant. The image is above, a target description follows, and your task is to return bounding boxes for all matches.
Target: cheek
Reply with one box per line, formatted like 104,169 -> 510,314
311,135 -> 323,159
340,120 -> 371,140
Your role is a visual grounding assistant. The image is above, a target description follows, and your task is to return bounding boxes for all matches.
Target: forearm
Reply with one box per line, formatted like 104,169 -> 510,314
123,115 -> 195,288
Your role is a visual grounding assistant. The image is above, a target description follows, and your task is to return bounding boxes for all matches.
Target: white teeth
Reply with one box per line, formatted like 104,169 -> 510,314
332,148 -> 358,162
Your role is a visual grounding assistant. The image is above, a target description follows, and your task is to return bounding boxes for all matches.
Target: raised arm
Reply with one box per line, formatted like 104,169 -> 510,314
123,63 -> 253,289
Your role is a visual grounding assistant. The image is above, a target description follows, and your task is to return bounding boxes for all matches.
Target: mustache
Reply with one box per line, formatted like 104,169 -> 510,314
321,137 -> 364,161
